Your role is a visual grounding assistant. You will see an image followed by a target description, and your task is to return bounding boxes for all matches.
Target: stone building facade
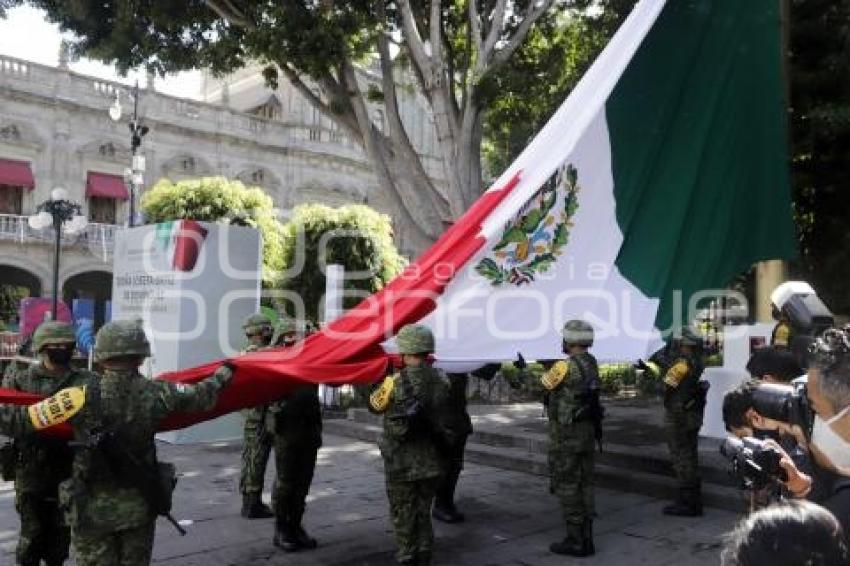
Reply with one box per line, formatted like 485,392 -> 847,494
0,53 -> 443,329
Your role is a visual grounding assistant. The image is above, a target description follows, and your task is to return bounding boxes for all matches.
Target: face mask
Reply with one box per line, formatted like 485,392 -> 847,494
45,347 -> 74,366
811,406 -> 850,473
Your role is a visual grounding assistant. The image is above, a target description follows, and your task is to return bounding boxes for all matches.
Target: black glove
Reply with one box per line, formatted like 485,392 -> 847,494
513,352 -> 527,370
634,359 -> 649,371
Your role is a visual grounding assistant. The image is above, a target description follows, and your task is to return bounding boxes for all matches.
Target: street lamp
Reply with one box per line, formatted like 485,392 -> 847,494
28,187 -> 88,320
109,80 -> 149,227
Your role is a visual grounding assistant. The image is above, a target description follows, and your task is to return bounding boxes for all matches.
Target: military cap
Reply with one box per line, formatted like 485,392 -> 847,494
562,319 -> 594,347
32,321 -> 76,352
94,319 -> 150,362
396,324 -> 435,355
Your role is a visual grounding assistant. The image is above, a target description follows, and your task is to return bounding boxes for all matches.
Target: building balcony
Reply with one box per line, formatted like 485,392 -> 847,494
0,213 -> 116,259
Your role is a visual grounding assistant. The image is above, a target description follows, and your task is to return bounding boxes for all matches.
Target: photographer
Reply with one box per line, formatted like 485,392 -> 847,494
722,381 -> 813,507
763,328 -> 850,536
722,380 -> 808,452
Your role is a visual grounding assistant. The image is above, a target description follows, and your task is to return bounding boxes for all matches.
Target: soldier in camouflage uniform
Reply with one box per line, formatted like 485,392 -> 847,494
238,313 -> 275,519
0,320 -> 233,566
433,364 -> 500,524
267,316 -> 322,552
2,322 -> 94,566
662,327 -> 707,517
369,324 -> 451,566
516,320 -> 600,557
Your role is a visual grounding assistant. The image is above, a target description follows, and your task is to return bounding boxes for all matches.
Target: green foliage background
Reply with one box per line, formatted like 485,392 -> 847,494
140,177 -> 406,324
278,204 -> 406,323
788,0 -> 850,313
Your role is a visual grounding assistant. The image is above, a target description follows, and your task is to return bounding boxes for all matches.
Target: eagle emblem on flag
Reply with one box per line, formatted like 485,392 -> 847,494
475,163 -> 580,286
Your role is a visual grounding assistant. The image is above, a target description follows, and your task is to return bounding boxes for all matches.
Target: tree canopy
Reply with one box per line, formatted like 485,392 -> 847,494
482,0 -> 635,176
788,0 -> 850,312
277,203 -> 406,324
16,0 -> 590,251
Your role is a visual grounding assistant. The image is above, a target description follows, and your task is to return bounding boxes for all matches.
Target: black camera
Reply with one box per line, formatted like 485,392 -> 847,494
720,436 -> 788,490
751,380 -> 813,439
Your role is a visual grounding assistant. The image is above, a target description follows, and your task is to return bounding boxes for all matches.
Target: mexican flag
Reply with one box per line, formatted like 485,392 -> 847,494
0,0 -> 797,429
399,0 -> 797,366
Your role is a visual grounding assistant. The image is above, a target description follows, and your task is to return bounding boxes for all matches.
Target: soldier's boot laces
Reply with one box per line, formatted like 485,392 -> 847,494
432,500 -> 465,524
550,522 -> 593,557
273,520 -> 300,553
242,493 -> 274,519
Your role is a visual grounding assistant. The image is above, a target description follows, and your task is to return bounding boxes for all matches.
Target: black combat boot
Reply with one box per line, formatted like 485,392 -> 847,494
550,522 -> 592,557
662,484 -> 703,517
433,466 -> 465,523
293,523 -> 318,550
241,493 -> 274,519
583,519 -> 596,556
432,500 -> 465,523
273,518 -> 300,552
290,504 -> 318,549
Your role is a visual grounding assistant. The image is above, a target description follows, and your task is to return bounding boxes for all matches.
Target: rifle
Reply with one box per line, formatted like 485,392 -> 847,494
72,429 -> 186,536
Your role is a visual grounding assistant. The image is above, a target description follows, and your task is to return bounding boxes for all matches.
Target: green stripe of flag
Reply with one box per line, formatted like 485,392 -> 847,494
607,0 -> 796,333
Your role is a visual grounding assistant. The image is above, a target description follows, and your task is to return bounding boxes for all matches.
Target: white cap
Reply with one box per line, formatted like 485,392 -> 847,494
770,281 -> 816,309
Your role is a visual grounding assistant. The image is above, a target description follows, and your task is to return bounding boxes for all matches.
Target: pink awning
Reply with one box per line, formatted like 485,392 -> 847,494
86,172 -> 129,200
0,158 -> 34,190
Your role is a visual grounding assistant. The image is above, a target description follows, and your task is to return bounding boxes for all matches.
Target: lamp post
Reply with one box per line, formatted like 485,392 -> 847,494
109,80 -> 149,227
28,188 -> 88,320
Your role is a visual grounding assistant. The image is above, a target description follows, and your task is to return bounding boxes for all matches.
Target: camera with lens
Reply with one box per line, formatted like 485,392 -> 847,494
720,436 -> 788,490
751,380 -> 813,439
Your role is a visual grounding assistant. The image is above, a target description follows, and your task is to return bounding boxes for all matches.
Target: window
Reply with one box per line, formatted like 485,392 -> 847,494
0,185 -> 22,215
88,197 -> 117,224
252,103 -> 281,121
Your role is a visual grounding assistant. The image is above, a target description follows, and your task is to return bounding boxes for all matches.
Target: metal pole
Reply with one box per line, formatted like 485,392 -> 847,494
129,157 -> 136,228
51,212 -> 61,320
129,81 -> 139,228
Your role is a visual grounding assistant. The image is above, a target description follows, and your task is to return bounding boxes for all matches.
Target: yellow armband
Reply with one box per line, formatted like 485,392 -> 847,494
369,375 -> 396,413
663,361 -> 690,388
772,323 -> 790,347
541,361 -> 569,391
28,386 -> 86,430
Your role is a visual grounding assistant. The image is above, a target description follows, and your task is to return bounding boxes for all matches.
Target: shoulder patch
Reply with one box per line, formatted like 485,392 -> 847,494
663,361 -> 690,388
28,386 -> 87,430
369,374 -> 396,413
541,360 -> 569,391
772,323 -> 791,347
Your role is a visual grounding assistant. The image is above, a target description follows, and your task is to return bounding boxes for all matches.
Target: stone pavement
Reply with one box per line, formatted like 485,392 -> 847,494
0,434 -> 740,565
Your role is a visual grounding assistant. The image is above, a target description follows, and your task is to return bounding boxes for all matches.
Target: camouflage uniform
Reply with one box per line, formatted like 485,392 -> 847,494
371,325 -> 450,566
3,322 -> 92,566
662,328 -> 706,517
527,320 -> 600,558
239,313 -> 274,519
546,353 -> 598,538
0,320 -> 233,566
